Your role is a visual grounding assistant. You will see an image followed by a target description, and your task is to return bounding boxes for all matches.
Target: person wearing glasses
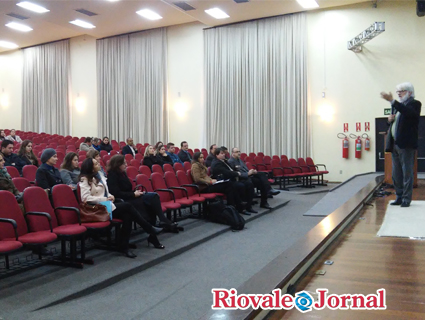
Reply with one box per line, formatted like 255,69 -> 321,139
229,147 -> 279,209
381,82 -> 421,208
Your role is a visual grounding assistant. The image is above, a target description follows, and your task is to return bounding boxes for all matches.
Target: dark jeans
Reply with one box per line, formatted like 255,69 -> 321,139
112,202 -> 154,251
250,172 -> 271,204
127,192 -> 172,225
202,181 -> 244,209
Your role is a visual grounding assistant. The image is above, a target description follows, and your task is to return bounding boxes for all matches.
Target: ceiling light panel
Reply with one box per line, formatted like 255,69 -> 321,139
69,19 -> 96,29
16,1 -> 50,13
205,8 -> 230,19
136,9 -> 163,20
0,41 -> 19,49
296,0 -> 319,9
6,22 -> 33,32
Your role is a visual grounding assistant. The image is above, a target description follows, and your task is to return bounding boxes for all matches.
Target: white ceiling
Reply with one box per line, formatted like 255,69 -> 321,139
0,0 -> 370,53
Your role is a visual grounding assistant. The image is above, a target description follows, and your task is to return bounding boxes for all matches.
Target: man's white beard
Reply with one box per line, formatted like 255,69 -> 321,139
400,92 -> 412,103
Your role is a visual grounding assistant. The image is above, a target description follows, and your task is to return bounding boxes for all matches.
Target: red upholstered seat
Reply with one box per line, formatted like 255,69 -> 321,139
0,241 -> 22,252
81,221 -> 111,228
12,177 -> 31,192
4,231 -> 57,244
22,165 -> 38,183
53,225 -> 87,236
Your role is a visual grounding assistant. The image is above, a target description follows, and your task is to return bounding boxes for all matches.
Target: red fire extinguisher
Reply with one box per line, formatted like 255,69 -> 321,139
362,133 -> 370,151
354,136 -> 362,159
338,133 -> 349,158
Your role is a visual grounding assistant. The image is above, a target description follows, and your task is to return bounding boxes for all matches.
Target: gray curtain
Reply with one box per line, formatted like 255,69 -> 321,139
21,40 -> 70,135
97,28 -> 168,143
204,13 -> 309,158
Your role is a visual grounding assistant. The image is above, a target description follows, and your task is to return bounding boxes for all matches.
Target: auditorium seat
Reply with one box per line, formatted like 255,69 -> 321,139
139,165 -> 151,177
22,165 -> 38,184
12,177 -> 31,192
0,191 -> 57,260
150,173 -> 182,222
6,166 -> 20,178
24,186 -> 90,267
152,164 -> 164,175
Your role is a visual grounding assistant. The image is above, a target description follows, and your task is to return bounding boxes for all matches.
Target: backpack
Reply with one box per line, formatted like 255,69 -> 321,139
208,200 -> 245,231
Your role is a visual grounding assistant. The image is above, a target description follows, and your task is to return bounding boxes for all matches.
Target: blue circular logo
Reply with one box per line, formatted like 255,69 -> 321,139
295,292 -> 313,312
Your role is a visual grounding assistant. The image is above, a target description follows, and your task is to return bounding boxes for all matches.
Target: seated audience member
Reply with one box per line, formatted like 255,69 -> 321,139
107,155 -> 178,233
156,145 -> 173,166
36,149 -> 63,190
143,145 -> 163,169
0,129 -> 6,141
0,152 -> 22,200
205,144 -> 217,168
79,137 -> 95,152
178,141 -> 192,163
122,137 -> 138,157
100,136 -> 113,153
220,146 -> 230,159
166,143 -> 183,165
5,129 -> 22,143
79,158 -> 164,257
229,147 -> 279,209
60,152 -> 80,189
92,138 -> 101,152
1,140 -> 26,174
211,148 -> 257,214
86,149 -> 107,177
17,140 -> 39,167
154,141 -> 163,150
191,152 -> 246,214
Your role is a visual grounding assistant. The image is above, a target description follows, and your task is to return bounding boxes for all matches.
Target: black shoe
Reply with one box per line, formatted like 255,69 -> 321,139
240,211 -> 251,216
123,250 -> 137,258
252,200 -> 259,205
151,226 -> 163,235
147,235 -> 165,249
269,189 -> 281,196
260,202 -> 272,209
246,207 -> 258,214
267,194 -> 274,199
161,223 -> 180,233
401,202 -> 410,208
390,200 -> 402,205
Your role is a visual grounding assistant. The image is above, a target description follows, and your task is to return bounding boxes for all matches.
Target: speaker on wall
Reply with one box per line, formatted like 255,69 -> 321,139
417,0 -> 425,17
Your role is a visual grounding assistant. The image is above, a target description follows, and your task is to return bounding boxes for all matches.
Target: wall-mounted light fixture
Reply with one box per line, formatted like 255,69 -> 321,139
318,104 -> 334,122
174,92 -> 188,118
75,95 -> 86,113
0,88 -> 9,109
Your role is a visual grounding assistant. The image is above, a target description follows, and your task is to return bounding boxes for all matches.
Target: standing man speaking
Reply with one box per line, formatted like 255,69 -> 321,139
381,82 -> 421,207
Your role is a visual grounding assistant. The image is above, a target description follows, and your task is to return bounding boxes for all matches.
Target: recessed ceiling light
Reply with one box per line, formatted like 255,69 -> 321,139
205,8 -> 230,19
0,41 -> 19,49
16,1 -> 49,13
69,19 -> 96,29
136,9 -> 163,20
6,22 -> 33,32
296,0 -> 319,9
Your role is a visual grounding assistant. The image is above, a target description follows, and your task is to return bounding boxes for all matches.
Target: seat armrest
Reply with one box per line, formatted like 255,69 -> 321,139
25,211 -> 53,232
54,206 -> 81,224
0,218 -> 19,240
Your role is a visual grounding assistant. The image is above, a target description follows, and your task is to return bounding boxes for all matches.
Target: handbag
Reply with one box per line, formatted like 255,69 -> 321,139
79,202 -> 110,223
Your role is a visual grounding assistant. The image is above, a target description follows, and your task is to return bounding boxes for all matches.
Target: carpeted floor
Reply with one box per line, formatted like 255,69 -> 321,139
377,201 -> 425,238
0,192 -> 325,320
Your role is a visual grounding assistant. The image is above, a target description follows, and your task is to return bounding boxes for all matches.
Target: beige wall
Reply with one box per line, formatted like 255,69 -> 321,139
167,22 -> 206,150
0,50 -> 22,130
307,1 -> 425,181
1,2 -> 424,182
70,35 -> 98,138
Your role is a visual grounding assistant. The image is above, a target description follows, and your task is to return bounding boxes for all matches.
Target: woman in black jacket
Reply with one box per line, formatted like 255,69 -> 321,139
99,136 -> 113,153
107,155 -> 179,233
17,140 -> 39,166
156,145 -> 173,166
142,145 -> 163,169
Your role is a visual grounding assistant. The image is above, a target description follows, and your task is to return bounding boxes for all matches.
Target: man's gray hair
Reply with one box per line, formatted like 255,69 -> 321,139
396,82 -> 415,98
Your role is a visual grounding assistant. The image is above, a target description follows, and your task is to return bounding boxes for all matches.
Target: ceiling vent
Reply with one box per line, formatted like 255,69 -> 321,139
173,2 -> 196,11
6,12 -> 29,20
75,9 -> 98,16
234,0 -> 250,3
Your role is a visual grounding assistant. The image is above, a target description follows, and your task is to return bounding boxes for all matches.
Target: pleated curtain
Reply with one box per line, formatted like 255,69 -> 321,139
21,40 -> 71,135
97,28 -> 168,143
204,13 -> 310,158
